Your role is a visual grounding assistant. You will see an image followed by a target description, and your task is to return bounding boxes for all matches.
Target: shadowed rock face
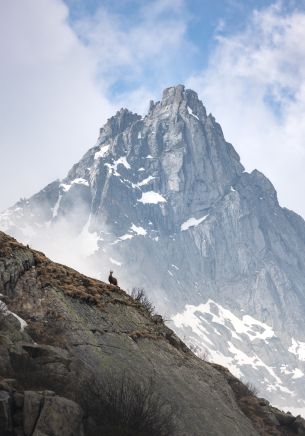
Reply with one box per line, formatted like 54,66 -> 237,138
1,231 -> 305,436
1,85 -> 305,409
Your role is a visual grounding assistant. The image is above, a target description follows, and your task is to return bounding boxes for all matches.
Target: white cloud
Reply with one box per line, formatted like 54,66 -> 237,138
188,2 -> 305,217
0,0 -> 193,211
72,0 -> 194,110
0,0 -> 114,211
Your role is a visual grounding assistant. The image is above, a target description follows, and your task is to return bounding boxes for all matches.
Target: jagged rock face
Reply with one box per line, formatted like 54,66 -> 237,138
1,85 -> 305,411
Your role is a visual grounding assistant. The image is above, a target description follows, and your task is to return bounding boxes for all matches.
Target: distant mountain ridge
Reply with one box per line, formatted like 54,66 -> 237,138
1,84 -> 305,412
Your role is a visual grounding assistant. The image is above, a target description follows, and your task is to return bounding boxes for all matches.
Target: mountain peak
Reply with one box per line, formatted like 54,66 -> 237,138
3,85 -> 305,414
157,84 -> 207,120
161,84 -> 185,102
99,107 -> 141,143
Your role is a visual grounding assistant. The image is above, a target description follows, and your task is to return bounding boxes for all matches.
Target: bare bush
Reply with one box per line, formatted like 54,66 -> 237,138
233,380 -> 259,399
245,382 -> 258,397
97,372 -> 176,436
131,288 -> 155,316
189,343 -> 210,361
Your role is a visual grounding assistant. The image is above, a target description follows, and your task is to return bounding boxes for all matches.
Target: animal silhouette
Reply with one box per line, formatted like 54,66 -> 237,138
108,270 -> 118,286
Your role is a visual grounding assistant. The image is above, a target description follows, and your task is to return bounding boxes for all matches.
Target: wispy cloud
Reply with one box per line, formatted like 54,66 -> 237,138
2,0 -> 305,221
0,0 -> 115,210
0,0 -> 193,210
188,2 -> 305,217
72,0 -> 194,109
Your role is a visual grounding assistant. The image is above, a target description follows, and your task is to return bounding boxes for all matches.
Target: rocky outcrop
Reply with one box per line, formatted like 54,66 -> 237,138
0,384 -> 84,436
2,85 -> 305,409
1,231 -> 305,435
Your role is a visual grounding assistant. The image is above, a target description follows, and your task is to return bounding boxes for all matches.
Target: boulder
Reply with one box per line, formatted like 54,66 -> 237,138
33,396 -> 84,436
23,391 -> 43,436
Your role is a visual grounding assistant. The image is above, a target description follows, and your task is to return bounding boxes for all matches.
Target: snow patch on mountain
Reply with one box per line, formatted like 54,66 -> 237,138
171,299 -> 303,401
172,299 -> 305,406
289,338 -> 305,361
138,191 -> 166,204
105,156 -> 131,176
291,368 -> 304,379
181,215 -> 208,231
132,176 -> 155,189
94,144 -> 110,160
119,234 -> 134,241
173,299 -> 275,342
187,105 -> 199,120
131,224 -> 147,236
60,178 -> 89,192
116,156 -> 131,169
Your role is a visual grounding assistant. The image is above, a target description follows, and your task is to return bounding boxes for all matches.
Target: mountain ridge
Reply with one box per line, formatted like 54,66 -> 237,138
1,84 -> 305,411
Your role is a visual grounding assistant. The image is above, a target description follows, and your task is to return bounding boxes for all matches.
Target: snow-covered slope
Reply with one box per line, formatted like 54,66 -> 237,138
2,85 -> 305,410
173,300 -> 305,411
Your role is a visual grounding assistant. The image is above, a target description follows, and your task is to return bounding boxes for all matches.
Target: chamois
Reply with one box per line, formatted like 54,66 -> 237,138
108,270 -> 118,286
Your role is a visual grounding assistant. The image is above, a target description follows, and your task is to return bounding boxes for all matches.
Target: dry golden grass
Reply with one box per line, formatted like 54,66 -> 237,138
0,231 -> 132,311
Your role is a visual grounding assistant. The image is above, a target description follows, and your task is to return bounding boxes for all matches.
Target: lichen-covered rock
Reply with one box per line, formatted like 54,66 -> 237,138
33,396 -> 84,436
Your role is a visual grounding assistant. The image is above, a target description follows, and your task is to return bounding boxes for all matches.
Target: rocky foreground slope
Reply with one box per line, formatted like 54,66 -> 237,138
1,231 -> 305,436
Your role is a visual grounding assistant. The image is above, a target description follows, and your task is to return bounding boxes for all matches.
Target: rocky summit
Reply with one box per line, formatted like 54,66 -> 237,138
1,230 -> 305,436
1,85 -> 305,412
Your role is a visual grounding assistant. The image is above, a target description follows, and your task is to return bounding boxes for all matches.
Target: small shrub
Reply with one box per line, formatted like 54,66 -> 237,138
245,381 -> 258,397
233,380 -> 258,399
97,372 -> 176,436
189,343 -> 210,361
131,288 -> 155,316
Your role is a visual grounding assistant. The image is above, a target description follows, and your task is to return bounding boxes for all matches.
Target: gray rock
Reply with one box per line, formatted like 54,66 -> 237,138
13,392 -> 24,408
33,396 -> 84,436
23,391 -> 43,436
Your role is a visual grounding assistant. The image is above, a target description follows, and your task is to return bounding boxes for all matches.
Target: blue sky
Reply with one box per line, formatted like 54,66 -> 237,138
63,0 -> 273,97
62,0 -> 303,103
0,0 -> 305,218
